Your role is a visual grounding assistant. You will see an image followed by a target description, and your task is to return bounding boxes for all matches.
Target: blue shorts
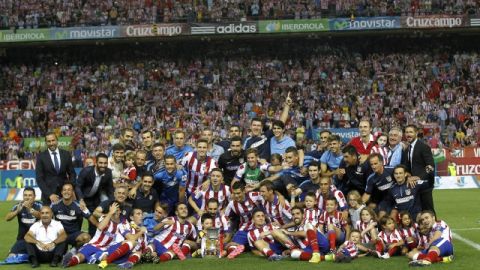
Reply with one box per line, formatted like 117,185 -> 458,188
421,238 -> 453,257
10,240 -> 27,254
302,232 -> 330,254
269,242 -> 284,255
79,244 -> 102,258
152,239 -> 168,255
232,230 -> 249,246
66,231 -> 85,246
106,243 -> 131,263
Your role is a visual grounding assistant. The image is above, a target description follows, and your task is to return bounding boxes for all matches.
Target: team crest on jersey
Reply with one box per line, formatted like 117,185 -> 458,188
356,166 -> 362,173
239,158 -> 245,163
386,176 -> 392,182
70,210 -> 75,216
122,210 -> 126,216
149,195 -> 152,200
406,189 -> 411,196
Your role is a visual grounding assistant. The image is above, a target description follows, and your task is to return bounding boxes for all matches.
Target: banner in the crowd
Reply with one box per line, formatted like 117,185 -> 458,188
23,136 -> 72,151
258,19 -> 329,33
329,17 -> 400,31
433,147 -> 480,176
0,170 -> 37,189
401,15 -> 467,28
328,128 -> 360,144
51,26 -> 121,40
122,23 -> 189,37
191,22 -> 258,35
0,187 -> 42,201
434,176 -> 479,190
0,28 -> 50,42
0,160 -> 36,170
471,18 -> 480,27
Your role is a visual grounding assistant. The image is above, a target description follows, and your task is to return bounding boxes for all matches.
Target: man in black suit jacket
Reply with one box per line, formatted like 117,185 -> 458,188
402,125 -> 436,213
75,153 -> 114,236
35,133 -> 76,205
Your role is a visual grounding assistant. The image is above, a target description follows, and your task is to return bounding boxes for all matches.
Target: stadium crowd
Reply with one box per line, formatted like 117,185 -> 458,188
0,0 -> 479,29
1,36 -> 465,268
0,37 -> 479,161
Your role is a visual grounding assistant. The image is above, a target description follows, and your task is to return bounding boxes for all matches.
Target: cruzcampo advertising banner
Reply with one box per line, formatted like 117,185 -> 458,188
259,19 -> 329,33
23,137 -> 72,151
329,17 -> 401,31
0,28 -> 50,42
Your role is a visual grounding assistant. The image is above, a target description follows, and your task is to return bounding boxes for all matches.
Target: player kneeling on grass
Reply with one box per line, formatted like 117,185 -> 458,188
144,202 -> 197,263
247,209 -> 285,261
97,208 -> 148,269
62,202 -> 130,268
408,210 -> 454,267
282,206 -> 333,263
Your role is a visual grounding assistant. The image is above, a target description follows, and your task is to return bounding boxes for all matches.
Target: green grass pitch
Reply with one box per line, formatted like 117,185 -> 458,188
0,189 -> 479,269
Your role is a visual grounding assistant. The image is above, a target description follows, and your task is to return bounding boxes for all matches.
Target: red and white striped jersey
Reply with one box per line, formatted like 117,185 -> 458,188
399,224 -> 418,242
340,240 -> 359,257
303,208 -> 322,227
315,187 -> 348,211
153,217 -> 197,249
247,223 -> 278,248
378,229 -> 402,245
318,211 -> 347,234
429,220 -> 452,241
181,152 -> 217,194
196,213 -> 230,233
194,184 -> 231,211
89,217 -> 131,249
416,231 -> 429,249
289,223 -> 308,249
371,145 -> 389,165
224,192 -> 262,231
355,220 -> 377,243
259,195 -> 292,226
130,225 -> 149,252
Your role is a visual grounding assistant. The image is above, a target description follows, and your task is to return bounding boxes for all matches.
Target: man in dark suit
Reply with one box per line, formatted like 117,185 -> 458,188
75,153 -> 114,236
35,132 -> 76,205
402,125 -> 436,213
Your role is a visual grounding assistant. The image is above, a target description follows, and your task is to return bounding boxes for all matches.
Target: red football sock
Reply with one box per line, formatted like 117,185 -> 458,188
299,252 -> 312,261
388,246 -> 399,256
107,243 -> 132,263
328,230 -> 336,250
159,253 -> 173,262
127,254 -> 140,264
417,253 -> 428,260
68,256 -> 80,267
426,250 -> 439,262
306,229 -> 319,253
262,248 -> 274,257
375,240 -> 384,252
181,244 -> 191,256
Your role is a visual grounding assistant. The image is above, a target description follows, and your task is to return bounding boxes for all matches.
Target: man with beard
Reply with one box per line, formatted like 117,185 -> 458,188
218,136 -> 244,185
35,132 -> 76,205
76,153 -> 114,236
243,92 -> 292,161
131,174 -> 159,214
337,145 -> 372,194
217,125 -> 242,152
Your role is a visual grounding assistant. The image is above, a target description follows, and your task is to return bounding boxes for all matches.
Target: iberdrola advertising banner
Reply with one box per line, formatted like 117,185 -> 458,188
259,19 -> 329,33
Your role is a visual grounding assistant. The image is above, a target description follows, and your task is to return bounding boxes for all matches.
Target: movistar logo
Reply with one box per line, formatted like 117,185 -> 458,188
333,20 -> 349,30
55,30 -> 69,40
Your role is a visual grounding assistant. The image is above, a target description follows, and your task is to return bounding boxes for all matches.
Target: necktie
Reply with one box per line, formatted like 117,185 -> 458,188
407,145 -> 412,166
53,151 -> 60,173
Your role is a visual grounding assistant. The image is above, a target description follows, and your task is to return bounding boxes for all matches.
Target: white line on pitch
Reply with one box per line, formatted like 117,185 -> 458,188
452,232 -> 480,251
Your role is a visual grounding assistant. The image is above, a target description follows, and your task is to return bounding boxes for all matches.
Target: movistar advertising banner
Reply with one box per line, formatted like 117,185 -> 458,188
330,17 -> 401,31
